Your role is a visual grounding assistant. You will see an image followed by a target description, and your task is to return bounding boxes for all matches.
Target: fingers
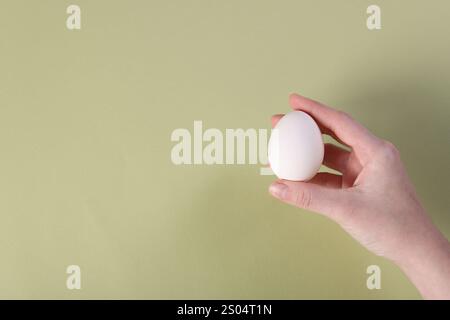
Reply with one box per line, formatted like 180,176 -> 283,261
289,93 -> 380,160
323,143 -> 350,173
273,113 -> 348,146
269,179 -> 347,220
317,123 -> 349,147
271,114 -> 284,128
308,172 -> 342,189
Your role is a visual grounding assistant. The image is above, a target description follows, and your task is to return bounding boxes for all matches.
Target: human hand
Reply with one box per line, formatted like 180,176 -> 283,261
269,93 -> 450,299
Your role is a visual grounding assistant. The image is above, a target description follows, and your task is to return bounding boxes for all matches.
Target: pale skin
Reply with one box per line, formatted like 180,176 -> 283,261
269,93 -> 450,299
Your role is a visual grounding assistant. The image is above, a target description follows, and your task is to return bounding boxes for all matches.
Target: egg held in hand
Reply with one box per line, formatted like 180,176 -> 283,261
268,111 -> 324,181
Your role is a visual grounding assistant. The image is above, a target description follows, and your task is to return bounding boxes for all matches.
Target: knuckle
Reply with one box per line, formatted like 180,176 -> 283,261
381,140 -> 400,158
337,110 -> 353,122
294,189 -> 312,209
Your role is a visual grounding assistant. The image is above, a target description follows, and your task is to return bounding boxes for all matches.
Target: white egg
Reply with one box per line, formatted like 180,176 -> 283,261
268,111 -> 324,181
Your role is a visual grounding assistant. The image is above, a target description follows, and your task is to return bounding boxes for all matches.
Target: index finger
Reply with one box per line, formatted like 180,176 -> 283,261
289,93 -> 381,158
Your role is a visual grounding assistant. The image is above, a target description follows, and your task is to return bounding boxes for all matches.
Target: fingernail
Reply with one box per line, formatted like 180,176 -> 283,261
269,182 -> 288,199
290,93 -> 301,100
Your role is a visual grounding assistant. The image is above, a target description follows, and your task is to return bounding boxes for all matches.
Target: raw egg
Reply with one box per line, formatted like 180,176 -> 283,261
268,111 -> 324,181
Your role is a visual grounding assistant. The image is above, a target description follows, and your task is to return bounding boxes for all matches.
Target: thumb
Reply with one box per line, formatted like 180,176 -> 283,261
269,180 -> 348,220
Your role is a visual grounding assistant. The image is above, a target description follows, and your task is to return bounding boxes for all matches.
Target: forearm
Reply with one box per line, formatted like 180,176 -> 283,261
396,227 -> 450,299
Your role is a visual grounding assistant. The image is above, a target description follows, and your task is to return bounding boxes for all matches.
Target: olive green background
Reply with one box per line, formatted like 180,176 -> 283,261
0,0 -> 449,299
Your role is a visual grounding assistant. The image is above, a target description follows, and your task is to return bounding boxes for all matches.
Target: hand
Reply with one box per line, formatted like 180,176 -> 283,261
269,93 -> 450,299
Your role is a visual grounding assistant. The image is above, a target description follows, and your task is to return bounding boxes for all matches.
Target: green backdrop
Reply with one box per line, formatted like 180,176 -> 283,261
0,0 -> 449,299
